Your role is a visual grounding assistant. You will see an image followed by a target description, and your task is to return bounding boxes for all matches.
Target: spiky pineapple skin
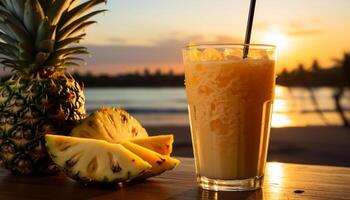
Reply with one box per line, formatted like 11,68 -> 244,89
0,72 -> 85,174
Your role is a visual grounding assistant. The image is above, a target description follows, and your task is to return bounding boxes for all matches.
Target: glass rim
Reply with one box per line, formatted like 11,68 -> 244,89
183,43 -> 276,50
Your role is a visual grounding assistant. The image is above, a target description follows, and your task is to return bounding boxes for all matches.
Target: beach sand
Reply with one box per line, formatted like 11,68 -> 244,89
145,126 -> 350,167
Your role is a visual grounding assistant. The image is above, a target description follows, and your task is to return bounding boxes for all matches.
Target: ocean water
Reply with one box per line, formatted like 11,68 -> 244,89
85,86 -> 350,127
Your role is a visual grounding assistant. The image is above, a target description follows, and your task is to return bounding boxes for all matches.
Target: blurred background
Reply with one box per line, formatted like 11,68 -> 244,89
2,0 -> 350,166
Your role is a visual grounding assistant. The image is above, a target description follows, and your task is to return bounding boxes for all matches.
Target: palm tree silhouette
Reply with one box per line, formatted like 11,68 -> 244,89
333,53 -> 350,128
298,63 -> 330,125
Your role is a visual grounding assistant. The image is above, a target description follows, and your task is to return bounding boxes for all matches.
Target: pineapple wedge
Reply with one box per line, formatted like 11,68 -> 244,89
45,134 -> 151,183
71,108 -> 148,142
71,108 -> 174,156
129,135 -> 174,156
66,107 -> 180,182
121,141 -> 180,178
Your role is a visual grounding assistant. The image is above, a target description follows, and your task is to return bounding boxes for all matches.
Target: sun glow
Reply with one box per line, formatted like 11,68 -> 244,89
262,31 -> 289,53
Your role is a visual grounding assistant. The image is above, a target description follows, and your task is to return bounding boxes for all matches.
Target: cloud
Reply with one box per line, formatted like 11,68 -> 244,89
85,39 -> 183,66
253,19 -> 322,37
288,18 -> 321,29
286,19 -> 322,36
108,37 -> 127,44
82,34 -> 240,74
287,29 -> 323,36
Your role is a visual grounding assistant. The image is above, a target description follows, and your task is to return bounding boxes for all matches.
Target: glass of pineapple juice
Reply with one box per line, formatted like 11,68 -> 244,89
183,44 -> 276,191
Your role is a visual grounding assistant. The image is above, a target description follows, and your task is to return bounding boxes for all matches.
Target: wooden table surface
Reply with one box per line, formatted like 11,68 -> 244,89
0,157 -> 349,200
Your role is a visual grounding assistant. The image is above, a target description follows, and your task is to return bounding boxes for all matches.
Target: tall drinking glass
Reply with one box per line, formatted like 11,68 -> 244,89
183,44 -> 276,191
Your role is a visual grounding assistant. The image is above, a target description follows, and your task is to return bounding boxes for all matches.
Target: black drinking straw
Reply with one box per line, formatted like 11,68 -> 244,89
243,0 -> 257,58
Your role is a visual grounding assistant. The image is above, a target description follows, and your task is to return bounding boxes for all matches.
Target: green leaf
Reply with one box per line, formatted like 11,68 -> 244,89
0,50 -> 17,60
38,39 -> 55,52
67,49 -> 89,55
55,33 -> 85,50
19,49 -> 34,62
0,9 -> 27,33
24,0 -> 45,35
37,0 -> 52,12
35,17 -> 56,48
47,0 -> 72,25
18,42 -> 35,55
3,0 -> 15,13
0,22 -> 16,40
0,32 -> 17,46
53,46 -> 87,58
64,57 -> 84,62
5,18 -> 31,43
0,42 -> 18,55
63,61 -> 80,67
58,0 -> 106,29
67,21 -> 96,39
47,47 -> 87,66
57,9 -> 105,40
48,58 -> 64,67
58,9 -> 106,32
68,0 -> 80,11
11,1 -> 25,20
1,59 -> 27,68
35,52 -> 50,65
53,50 -> 89,63
1,60 -> 22,71
0,57 -> 11,61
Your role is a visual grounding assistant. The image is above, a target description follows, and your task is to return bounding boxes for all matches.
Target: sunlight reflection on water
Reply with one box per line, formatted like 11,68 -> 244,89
85,86 -> 350,127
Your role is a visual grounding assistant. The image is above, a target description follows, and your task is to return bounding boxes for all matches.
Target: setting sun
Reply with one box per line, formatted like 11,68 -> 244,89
261,31 -> 289,52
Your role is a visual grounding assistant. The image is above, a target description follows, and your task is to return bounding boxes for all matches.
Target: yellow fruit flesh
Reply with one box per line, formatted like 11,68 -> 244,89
45,134 -> 151,182
71,108 -> 148,142
121,141 -> 180,178
129,135 -> 174,156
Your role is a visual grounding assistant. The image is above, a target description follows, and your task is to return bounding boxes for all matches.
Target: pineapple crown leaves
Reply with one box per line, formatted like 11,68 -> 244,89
0,0 -> 107,75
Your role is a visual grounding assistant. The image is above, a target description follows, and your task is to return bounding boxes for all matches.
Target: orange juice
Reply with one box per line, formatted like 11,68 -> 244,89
183,44 -> 276,191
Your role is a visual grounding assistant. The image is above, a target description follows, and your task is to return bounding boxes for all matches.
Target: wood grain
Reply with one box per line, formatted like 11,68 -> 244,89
0,158 -> 349,200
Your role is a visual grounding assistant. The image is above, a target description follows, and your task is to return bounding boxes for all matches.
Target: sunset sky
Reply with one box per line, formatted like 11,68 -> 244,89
78,0 -> 350,75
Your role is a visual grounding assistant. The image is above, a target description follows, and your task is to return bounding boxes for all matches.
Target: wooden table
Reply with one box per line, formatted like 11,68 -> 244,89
0,157 -> 349,200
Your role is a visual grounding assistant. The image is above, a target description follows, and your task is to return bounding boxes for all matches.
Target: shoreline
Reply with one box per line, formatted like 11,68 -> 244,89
145,125 -> 350,167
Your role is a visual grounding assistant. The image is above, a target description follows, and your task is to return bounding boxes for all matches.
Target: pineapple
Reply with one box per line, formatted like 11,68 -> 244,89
45,108 -> 180,183
71,108 -> 174,155
121,141 -> 179,178
45,134 -> 152,183
69,108 -> 179,180
0,0 -> 106,174
129,135 -> 174,156
71,107 -> 149,142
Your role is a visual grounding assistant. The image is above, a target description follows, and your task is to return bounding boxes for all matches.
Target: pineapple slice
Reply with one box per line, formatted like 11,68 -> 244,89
129,135 -> 174,156
71,108 -> 148,142
45,134 -> 151,183
121,141 -> 180,178
71,108 -> 174,155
